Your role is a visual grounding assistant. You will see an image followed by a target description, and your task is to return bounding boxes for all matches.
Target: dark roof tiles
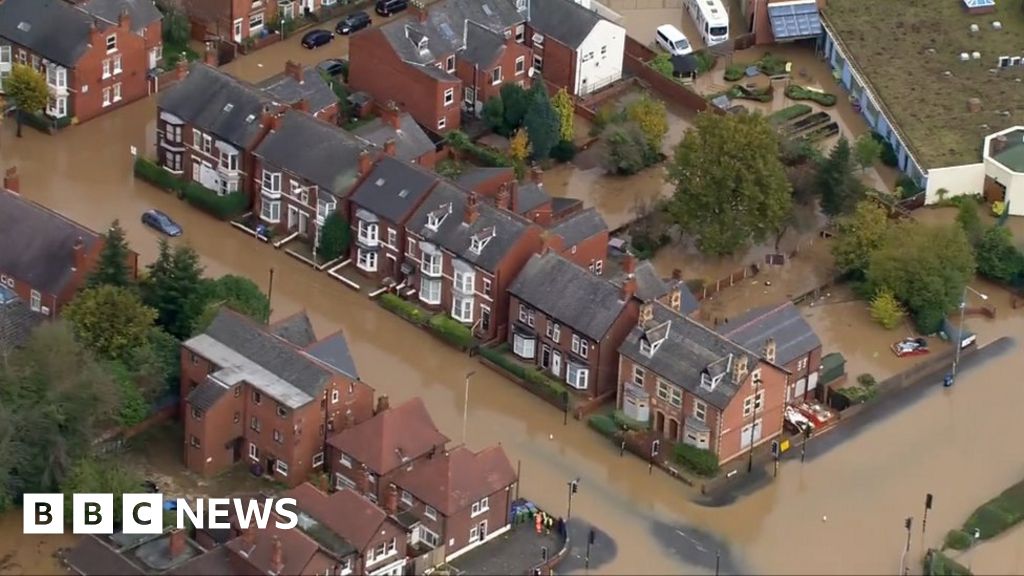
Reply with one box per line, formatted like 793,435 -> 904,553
349,156 -> 439,223
528,0 -> 605,49
393,446 -> 516,516
717,301 -> 822,366
327,397 -> 449,475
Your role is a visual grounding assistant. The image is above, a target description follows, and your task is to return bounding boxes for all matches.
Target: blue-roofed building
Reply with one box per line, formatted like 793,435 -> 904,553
767,0 -> 823,42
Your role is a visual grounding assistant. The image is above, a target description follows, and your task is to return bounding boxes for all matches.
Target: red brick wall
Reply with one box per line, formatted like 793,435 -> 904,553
595,299 -> 637,399
445,485 -> 513,558
717,361 -> 787,463
71,17 -> 153,123
556,229 -> 608,273
463,40 -> 533,105
529,35 -> 575,95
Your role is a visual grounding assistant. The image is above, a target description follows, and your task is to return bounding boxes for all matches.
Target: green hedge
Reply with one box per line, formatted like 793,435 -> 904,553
785,85 -> 837,106
833,385 -> 878,405
951,478 -> 1024,547
768,104 -> 812,125
134,157 -> 181,191
611,410 -> 648,431
926,550 -> 972,576
757,53 -> 788,76
21,111 -> 72,132
427,314 -> 474,349
182,183 -> 248,220
588,414 -> 619,439
674,443 -> 720,477
478,346 -> 567,406
378,293 -> 428,324
446,131 -> 513,168
723,63 -> 745,82
943,529 -> 973,551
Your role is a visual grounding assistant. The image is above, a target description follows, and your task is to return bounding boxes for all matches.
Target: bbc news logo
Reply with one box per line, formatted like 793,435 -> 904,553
23,494 -> 299,535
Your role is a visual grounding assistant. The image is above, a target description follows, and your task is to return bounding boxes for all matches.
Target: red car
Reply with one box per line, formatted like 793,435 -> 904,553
892,337 -> 930,358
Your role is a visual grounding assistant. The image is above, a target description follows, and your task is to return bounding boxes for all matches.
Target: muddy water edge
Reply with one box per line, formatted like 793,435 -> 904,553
2,39 -> 1024,576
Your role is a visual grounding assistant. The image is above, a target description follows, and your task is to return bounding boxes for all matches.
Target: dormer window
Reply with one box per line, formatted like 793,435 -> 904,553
470,226 -> 496,254
639,337 -> 662,357
516,0 -> 526,10
418,37 -> 428,52
701,371 -> 725,390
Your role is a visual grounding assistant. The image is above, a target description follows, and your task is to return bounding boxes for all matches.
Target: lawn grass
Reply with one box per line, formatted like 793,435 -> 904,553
824,0 -> 1024,168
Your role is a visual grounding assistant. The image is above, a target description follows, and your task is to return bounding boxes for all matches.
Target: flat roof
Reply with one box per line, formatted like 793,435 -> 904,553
990,127 -> 1024,172
824,0 -> 1024,169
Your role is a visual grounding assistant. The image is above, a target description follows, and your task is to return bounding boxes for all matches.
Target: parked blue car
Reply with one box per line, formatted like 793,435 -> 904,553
301,29 -> 334,49
142,209 -> 182,237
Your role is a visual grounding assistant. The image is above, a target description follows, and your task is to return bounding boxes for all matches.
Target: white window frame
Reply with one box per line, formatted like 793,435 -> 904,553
357,248 -> 378,272
102,87 -> 111,107
312,452 -> 324,467
340,453 -> 353,468
797,357 -> 808,372
331,389 -> 340,403
470,497 -> 489,517
657,379 -> 683,407
693,399 -> 707,422
106,34 -> 117,53
275,460 -> 289,476
357,220 -> 379,244
444,87 -> 455,106
515,56 -> 525,75
401,490 -> 413,506
387,228 -> 397,247
420,277 -> 442,305
112,82 -> 121,103
421,251 -> 441,276
437,117 -> 447,131
452,296 -> 473,323
260,197 -> 281,223
29,290 -> 41,312
566,363 -> 588,390
515,24 -> 525,42
445,55 -> 455,72
632,365 -> 645,386
491,67 -> 501,85
102,58 -> 111,79
742,390 -> 766,417
424,505 -> 437,520
113,53 -> 122,75
249,442 -> 259,461
594,260 -> 604,275
482,278 -> 492,297
454,270 -> 474,293
249,12 -> 265,32
512,333 -> 535,359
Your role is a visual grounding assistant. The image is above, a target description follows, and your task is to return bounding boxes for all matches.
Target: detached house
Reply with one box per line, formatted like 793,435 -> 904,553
181,308 -> 375,486
404,185 -> 540,342
256,60 -> 341,124
717,301 -> 823,404
0,0 -> 162,123
618,302 -> 788,464
328,396 -> 450,500
157,63 -> 274,199
521,0 -> 625,96
0,168 -> 138,317
392,445 -> 517,562
349,0 -> 530,133
507,252 -> 682,400
252,108 -> 367,245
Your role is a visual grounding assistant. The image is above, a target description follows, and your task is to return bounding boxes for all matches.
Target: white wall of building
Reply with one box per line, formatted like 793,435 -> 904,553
575,19 -> 625,95
924,163 -> 986,204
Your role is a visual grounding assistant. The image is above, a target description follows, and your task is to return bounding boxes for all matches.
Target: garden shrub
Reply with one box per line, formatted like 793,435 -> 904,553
856,373 -> 877,388
611,410 -> 648,431
943,529 -> 972,551
872,132 -> 899,167
427,314 -> 474,349
768,104 -> 812,124
478,346 -> 567,405
724,63 -> 745,82
693,50 -> 716,74
925,549 -> 972,575
378,293 -> 427,324
551,139 -> 577,163
133,157 -> 181,192
181,184 -> 248,220
784,84 -> 837,106
833,385 -> 877,405
446,131 -> 513,168
897,174 -> 923,197
588,414 -> 620,439
674,443 -> 720,477
757,53 -> 788,76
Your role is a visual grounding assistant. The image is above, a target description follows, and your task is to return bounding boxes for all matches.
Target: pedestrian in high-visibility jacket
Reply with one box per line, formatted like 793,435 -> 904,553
535,512 -> 543,534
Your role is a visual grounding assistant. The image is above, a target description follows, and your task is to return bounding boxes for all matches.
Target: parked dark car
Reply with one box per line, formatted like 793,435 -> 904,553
142,209 -> 182,237
316,58 -> 348,78
375,0 -> 408,17
336,11 -> 371,34
301,29 -> 334,49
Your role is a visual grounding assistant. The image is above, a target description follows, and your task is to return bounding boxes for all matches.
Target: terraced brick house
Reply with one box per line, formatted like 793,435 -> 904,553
352,102 -> 440,168
181,308 -> 374,486
183,0 -> 279,44
348,0 -> 530,133
252,108 -> 368,247
617,301 -> 789,464
256,60 -> 341,124
0,0 -> 163,124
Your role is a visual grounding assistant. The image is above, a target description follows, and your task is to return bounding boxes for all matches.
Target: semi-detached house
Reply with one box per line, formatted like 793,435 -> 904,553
0,0 -> 163,123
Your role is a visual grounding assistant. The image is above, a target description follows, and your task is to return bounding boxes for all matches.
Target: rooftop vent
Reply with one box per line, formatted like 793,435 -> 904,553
375,178 -> 386,186
17,22 -> 31,32
223,103 -> 234,112
398,189 -> 409,198
992,21 -> 1002,30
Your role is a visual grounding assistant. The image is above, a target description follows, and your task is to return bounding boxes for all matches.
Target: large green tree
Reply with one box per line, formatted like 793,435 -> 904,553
955,200 -> 984,246
5,64 -> 49,137
854,133 -> 883,172
65,285 -> 157,363
626,95 -> 669,154
194,274 -> 271,331
500,83 -> 529,133
482,96 -> 505,135
975,226 -> 1024,283
866,222 -> 975,333
523,81 -> 559,161
832,200 -> 891,278
601,123 -> 650,176
62,457 -> 142,522
665,112 -> 792,255
319,212 -> 351,263
88,220 -> 135,288
551,88 -> 575,143
818,137 -> 863,218
141,240 -> 206,339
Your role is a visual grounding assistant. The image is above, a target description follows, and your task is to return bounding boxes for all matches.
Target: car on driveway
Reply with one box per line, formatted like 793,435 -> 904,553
316,58 -> 347,78
375,0 -> 408,17
141,209 -> 182,237
301,29 -> 334,49
336,11 -> 371,34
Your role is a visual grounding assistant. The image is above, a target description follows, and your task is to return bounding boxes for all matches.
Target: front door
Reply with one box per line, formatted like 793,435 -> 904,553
302,0 -> 314,14
298,211 -> 309,236
266,457 -> 275,476
541,345 -> 551,369
287,206 -> 299,231
740,420 -> 763,449
551,351 -> 562,376
654,411 -> 665,435
233,19 -> 243,43
480,305 -> 491,333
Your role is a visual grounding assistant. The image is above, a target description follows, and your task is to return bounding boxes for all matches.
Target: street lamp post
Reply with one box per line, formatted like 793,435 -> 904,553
950,286 -> 987,384
567,478 -> 580,521
462,371 -> 475,445
898,516 -> 913,576
747,376 -> 761,473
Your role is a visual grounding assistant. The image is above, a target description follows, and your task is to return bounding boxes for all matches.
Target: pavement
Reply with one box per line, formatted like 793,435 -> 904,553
448,520 -> 563,575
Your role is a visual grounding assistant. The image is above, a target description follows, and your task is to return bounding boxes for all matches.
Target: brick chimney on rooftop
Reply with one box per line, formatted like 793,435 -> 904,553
285,60 -> 303,83
383,101 -> 401,130
118,6 -> 131,29
530,166 -> 543,185
3,167 -> 19,193
175,58 -> 189,80
496,182 -> 511,211
383,484 -> 399,515
292,98 -> 309,112
204,41 -> 217,66
358,150 -> 373,177
384,139 -> 397,157
168,529 -> 186,558
465,192 -> 479,225
270,535 -> 284,574
375,394 -> 390,415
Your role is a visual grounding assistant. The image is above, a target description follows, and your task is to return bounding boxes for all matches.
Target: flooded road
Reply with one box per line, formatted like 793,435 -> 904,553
2,34 -> 1024,576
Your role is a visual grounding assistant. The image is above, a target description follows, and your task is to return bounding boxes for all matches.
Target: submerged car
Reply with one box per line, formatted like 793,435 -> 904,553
783,405 -> 815,435
301,29 -> 334,49
316,58 -> 347,78
141,209 -> 182,237
892,336 -> 929,358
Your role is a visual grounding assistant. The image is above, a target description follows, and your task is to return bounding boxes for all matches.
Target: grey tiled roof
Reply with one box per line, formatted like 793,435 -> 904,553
256,67 -> 338,116
352,113 -> 436,163
609,261 -> 668,302
0,189 -> 101,296
186,379 -> 228,411
461,20 -> 506,66
550,207 -> 607,248
667,279 -> 700,316
0,0 -> 98,67
304,331 -> 359,380
80,0 -> 162,33
410,184 -> 533,273
63,535 -> 144,576
529,0 -> 605,49
158,64 -> 273,149
619,303 -> 756,410
254,109 -> 366,196
514,182 -> 551,215
717,301 -> 821,367
454,166 -> 513,191
551,196 -> 581,214
508,252 -> 627,340
269,311 -> 317,348
379,0 -> 522,66
349,156 -> 439,224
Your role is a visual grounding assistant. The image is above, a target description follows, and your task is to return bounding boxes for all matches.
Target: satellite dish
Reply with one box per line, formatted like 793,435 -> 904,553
527,67 -> 535,78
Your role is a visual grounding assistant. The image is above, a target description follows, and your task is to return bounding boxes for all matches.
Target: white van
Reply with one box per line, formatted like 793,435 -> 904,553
655,25 -> 693,57
685,0 -> 730,46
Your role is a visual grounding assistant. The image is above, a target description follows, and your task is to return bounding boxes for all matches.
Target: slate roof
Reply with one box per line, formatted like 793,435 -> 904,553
393,446 -> 517,516
550,207 -> 607,248
63,535 -> 144,576
666,279 -> 700,316
187,379 -> 228,411
514,182 -> 551,215
287,484 -> 386,552
80,0 -> 162,33
454,166 -> 514,193
352,112 -> 436,163
528,0 -> 605,49
509,252 -> 628,341
269,310 -> 317,348
0,189 -> 101,297
327,397 -> 449,475
609,261 -> 669,302
409,185 -> 534,272
379,0 -> 522,67
619,303 -> 757,410
254,108 -> 367,195
158,64 -> 273,149
349,156 -> 439,223
0,0 -> 100,67
0,286 -> 43,350
256,67 -> 337,116
461,20 -> 507,66
304,330 -> 360,380
167,547 -> 234,576
717,301 -> 821,367
224,523 -> 321,576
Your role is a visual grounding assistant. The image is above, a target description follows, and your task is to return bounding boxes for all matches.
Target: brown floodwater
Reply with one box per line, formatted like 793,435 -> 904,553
2,32 -> 1024,576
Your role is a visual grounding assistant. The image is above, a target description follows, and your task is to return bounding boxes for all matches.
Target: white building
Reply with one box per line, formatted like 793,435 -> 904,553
980,126 -> 1024,216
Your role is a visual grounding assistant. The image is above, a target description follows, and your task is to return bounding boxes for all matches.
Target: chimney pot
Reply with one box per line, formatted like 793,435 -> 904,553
384,484 -> 399,515
763,337 -> 777,363
375,394 -> 390,415
285,60 -> 303,83
292,99 -> 309,112
530,166 -> 544,185
669,287 -> 682,313
384,139 -> 397,157
358,150 -> 373,177
384,101 -> 401,130
622,254 -> 637,275
3,166 -> 20,193
271,535 -> 284,573
465,192 -> 479,225
638,301 -> 653,326
168,529 -> 186,558
732,355 -> 749,384
540,231 -> 563,255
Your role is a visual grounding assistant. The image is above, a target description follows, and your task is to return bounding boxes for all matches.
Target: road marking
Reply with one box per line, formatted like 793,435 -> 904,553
675,529 -> 708,553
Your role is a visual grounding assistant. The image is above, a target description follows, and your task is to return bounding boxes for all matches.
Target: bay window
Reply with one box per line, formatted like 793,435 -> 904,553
261,170 -> 282,196
453,269 -> 474,294
421,249 -> 441,276
357,248 -> 378,272
452,297 -> 473,323
260,198 -> 280,223
566,362 -> 589,390
357,221 -> 379,245
513,332 -> 535,359
220,150 -> 239,172
420,277 -> 441,305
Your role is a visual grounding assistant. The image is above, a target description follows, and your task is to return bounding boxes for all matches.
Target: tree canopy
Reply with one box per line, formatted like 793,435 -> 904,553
955,200 -> 984,246
665,112 -> 792,255
818,137 -> 863,218
194,274 -> 271,332
319,212 -> 350,263
89,220 -> 135,288
854,133 -> 883,172
551,88 -> 575,143
62,457 -> 142,523
601,123 -> 650,176
832,200 -> 891,278
500,84 -> 529,134
626,95 -> 669,154
141,240 -> 206,339
64,285 -> 157,363
975,226 -> 1024,284
6,64 -> 49,137
523,81 -> 559,161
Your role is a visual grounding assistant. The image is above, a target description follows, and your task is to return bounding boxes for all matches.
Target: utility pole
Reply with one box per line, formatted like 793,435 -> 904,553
747,377 -> 761,473
266,267 -> 275,324
462,371 -> 475,445
899,516 -> 913,576
922,493 -> 933,543
567,478 -> 579,521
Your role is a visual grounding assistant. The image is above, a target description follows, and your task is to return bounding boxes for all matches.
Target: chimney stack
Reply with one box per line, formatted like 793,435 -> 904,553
465,192 -> 479,225
270,535 -> 284,574
118,6 -> 131,29
204,41 -> 218,66
669,286 -> 682,313
241,528 -> 257,553
375,394 -> 390,415
622,254 -> 636,276
621,275 -> 637,301
638,302 -> 653,326
496,182 -> 511,211
732,354 -> 749,385
291,98 -> 309,112
410,0 -> 428,23
530,166 -> 544,185
763,338 -> 776,363
168,529 -> 186,558
383,101 -> 401,130
3,166 -> 19,193
72,237 -> 86,272
358,150 -> 373,177
383,484 -> 399,515
384,139 -> 397,157
285,60 -> 303,83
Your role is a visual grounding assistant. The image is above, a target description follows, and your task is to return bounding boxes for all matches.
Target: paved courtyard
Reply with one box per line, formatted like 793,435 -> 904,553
449,522 -> 563,575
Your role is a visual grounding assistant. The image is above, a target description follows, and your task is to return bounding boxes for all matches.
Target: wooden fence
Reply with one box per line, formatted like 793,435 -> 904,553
693,264 -> 760,302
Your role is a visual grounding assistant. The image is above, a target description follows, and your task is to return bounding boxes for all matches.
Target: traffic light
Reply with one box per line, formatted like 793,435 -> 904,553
905,517 -> 913,530
541,546 -> 548,561
651,439 -> 661,457
925,493 -> 934,510
770,440 -> 780,457
570,479 -> 579,494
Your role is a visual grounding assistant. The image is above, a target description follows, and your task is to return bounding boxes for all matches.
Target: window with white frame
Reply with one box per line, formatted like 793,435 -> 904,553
421,250 -> 441,276
318,199 -> 336,220
406,237 -> 416,256
102,58 -> 111,79
452,297 -> 473,323
358,221 -> 378,243
339,452 -> 353,468
357,249 -> 378,271
420,277 -> 442,305
437,117 -> 447,131
220,150 -> 238,172
102,87 -> 111,107
797,357 -> 808,371
566,362 -> 588,390
331,389 -> 340,403
249,12 -> 265,31
200,134 -> 212,154
693,399 -> 707,422
454,270 -> 474,293
273,429 -> 283,444
419,526 -> 440,548
275,460 -> 289,476
444,87 -> 454,106
482,277 -> 492,297
47,96 -> 67,118
249,443 -> 259,460
445,54 -> 455,72
513,333 -> 535,359
165,124 -> 181,143
29,290 -> 41,312
260,198 -> 280,222
491,67 -> 501,84
533,53 -> 543,71
657,379 -> 682,407
464,86 -> 475,104
250,416 -> 261,431
386,228 -> 396,247
106,34 -> 117,52
515,24 -> 525,42
113,54 -> 122,75
163,151 -> 182,172
470,497 -> 489,517
470,521 -> 488,543
742,390 -> 765,417
425,505 -> 437,520
401,490 -> 413,505
515,56 -> 525,75
632,365 -> 645,386
594,260 -> 604,275
571,334 -> 588,358
313,452 -> 324,467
